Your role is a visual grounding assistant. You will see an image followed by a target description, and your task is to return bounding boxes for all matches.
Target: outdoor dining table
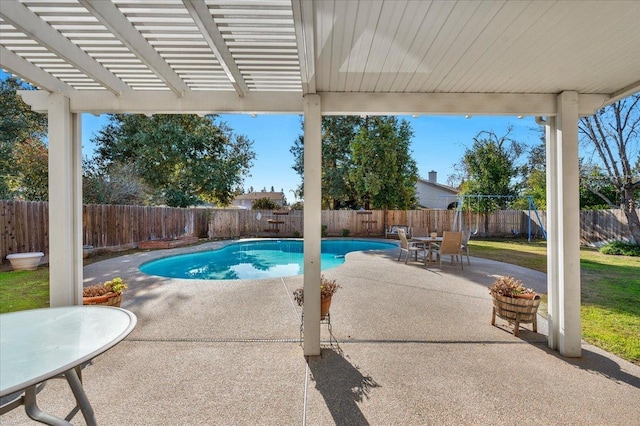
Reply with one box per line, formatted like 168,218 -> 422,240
0,306 -> 137,425
411,236 -> 444,263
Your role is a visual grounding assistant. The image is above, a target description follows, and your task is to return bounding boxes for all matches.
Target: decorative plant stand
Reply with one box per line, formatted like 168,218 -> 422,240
300,311 -> 334,346
264,211 -> 288,234
490,292 -> 541,337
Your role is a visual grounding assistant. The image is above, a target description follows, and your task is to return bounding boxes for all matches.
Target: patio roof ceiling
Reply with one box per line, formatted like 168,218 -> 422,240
1,0 -> 639,115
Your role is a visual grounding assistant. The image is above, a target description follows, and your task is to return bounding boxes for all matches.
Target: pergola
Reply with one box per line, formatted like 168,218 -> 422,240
2,0 -> 639,357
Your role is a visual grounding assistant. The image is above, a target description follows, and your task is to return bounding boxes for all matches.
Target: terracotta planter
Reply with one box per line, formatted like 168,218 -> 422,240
83,292 -> 123,307
6,252 -> 44,271
490,291 -> 541,337
321,296 -> 332,320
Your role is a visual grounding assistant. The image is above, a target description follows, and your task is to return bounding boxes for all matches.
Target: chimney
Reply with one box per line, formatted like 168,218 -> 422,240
428,170 -> 437,183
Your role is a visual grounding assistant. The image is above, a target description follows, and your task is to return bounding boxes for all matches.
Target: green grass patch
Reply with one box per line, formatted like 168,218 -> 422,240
469,238 -> 640,365
0,267 -> 49,313
469,238 -> 547,273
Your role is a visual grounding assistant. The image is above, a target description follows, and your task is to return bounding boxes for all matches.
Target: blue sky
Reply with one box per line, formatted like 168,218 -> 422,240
82,113 -> 541,204
4,70 -> 541,203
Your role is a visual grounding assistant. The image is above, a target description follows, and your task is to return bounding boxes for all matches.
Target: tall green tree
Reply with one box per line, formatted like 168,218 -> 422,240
579,94 -> 640,243
516,128 -> 546,210
460,128 -> 525,232
0,77 -> 48,199
291,116 -> 363,208
291,116 -> 417,210
349,116 -> 418,210
8,138 -> 49,200
92,114 -> 255,207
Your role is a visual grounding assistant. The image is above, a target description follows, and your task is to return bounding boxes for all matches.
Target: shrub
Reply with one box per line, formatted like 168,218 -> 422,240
83,277 -> 127,297
290,201 -> 304,210
321,224 -> 328,237
599,241 -> 640,257
342,228 -> 350,237
251,197 -> 279,210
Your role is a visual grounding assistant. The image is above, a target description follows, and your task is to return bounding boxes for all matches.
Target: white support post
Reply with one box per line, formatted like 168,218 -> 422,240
48,94 -> 83,306
302,94 -> 322,356
551,91 -> 582,357
545,116 -> 559,349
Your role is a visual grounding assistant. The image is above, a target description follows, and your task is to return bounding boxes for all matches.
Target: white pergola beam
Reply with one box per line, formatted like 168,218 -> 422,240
0,0 -> 130,95
19,90 -> 610,117
606,80 -> 640,106
0,46 -> 73,92
79,0 -> 189,97
320,93 -> 610,116
302,94 -> 322,356
183,0 -> 249,97
47,94 -> 83,307
291,0 -> 316,94
18,89 -> 304,114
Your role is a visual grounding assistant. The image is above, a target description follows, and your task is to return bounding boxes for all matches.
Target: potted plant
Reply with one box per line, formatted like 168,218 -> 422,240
293,275 -> 340,319
488,276 -> 540,336
83,277 -> 127,307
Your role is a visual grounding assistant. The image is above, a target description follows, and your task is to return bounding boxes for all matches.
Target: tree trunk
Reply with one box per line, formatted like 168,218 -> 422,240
622,188 -> 640,244
484,211 -> 490,236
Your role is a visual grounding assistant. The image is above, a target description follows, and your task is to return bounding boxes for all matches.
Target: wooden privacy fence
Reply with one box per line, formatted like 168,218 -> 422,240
0,201 -> 209,260
2,200 -> 638,260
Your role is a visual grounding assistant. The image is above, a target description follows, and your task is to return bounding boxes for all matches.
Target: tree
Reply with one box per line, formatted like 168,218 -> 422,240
252,197 -> 278,210
0,77 -> 48,199
579,94 -> 640,243
83,161 -> 150,205
517,128 -> 547,210
459,128 -> 525,232
92,114 -> 255,207
8,138 -> 49,200
291,116 -> 363,209
349,116 -> 418,210
291,116 -> 417,210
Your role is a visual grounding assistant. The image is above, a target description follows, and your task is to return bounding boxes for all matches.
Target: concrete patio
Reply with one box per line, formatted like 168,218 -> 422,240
2,240 -> 639,425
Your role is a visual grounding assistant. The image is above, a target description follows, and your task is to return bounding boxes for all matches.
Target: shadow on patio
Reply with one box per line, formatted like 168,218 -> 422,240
3,241 -> 639,425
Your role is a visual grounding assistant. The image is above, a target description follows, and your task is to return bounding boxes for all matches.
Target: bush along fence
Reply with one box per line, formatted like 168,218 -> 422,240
1,200 -> 638,261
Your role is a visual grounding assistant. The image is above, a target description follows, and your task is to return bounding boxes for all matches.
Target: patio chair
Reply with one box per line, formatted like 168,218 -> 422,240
461,230 -> 471,265
428,231 -> 464,269
397,228 -> 426,264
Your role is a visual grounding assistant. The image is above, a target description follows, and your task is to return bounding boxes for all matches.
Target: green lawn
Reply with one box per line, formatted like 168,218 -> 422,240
0,267 -> 49,313
471,238 -> 640,365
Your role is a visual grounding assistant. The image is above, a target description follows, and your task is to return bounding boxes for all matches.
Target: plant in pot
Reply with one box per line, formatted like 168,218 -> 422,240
488,276 -> 541,336
83,277 -> 127,307
293,275 -> 340,319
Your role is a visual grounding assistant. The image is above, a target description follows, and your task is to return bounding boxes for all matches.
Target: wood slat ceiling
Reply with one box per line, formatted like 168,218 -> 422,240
1,0 -> 639,101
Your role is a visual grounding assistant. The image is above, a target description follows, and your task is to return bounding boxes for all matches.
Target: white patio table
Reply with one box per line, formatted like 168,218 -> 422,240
411,236 -> 444,263
0,306 -> 136,425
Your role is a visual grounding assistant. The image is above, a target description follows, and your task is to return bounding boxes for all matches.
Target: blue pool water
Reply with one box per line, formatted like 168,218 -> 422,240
139,239 -> 396,280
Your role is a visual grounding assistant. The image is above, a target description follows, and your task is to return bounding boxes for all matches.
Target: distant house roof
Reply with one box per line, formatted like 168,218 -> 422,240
235,192 -> 284,201
417,178 -> 459,194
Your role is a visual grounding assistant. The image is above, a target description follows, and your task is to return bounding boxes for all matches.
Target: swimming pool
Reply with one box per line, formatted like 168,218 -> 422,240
139,239 -> 397,280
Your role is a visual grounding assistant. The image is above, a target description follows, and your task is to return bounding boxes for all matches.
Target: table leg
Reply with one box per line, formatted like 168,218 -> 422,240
64,367 -> 97,426
24,385 -> 72,425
